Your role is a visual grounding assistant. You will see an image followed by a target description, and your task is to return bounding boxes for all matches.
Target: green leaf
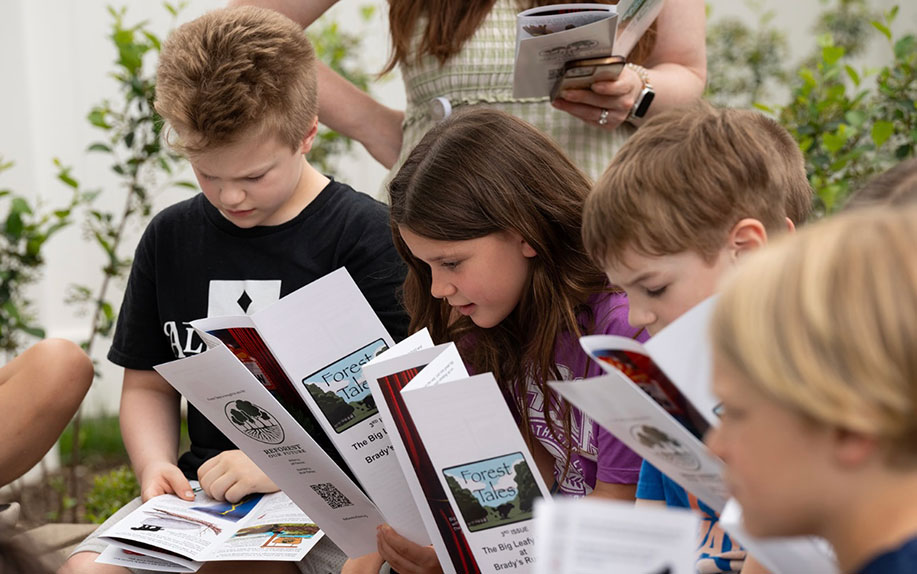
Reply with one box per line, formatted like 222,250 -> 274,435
822,45 -> 845,66
173,181 -> 198,189
752,103 -> 774,113
871,20 -> 891,41
844,65 -> 861,86
5,211 -> 23,237
87,109 -> 111,129
844,110 -> 866,127
57,171 -> 79,189
87,143 -> 112,153
823,131 -> 848,153
22,325 -> 45,338
871,121 -> 894,148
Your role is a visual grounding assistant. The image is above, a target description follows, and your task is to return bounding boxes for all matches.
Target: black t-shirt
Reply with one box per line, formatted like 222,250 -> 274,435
108,179 -> 409,478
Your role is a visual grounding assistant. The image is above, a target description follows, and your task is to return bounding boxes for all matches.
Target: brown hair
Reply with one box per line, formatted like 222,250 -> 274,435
583,102 -> 813,267
383,0 -> 656,73
712,206 -> 917,467
844,158 -> 917,210
155,6 -> 318,155
389,107 -> 608,470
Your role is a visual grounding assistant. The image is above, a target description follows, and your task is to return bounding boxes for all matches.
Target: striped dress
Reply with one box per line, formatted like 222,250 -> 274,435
392,0 -> 635,182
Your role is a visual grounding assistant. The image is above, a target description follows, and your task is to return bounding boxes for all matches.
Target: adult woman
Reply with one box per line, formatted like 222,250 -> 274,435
229,0 -> 706,180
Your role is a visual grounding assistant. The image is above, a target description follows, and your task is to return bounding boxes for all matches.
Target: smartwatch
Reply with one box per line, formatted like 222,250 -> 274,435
626,63 -> 655,120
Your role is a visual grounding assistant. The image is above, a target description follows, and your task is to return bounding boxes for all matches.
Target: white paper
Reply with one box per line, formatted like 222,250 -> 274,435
513,8 -> 617,99
614,0 -> 665,56
189,268 -> 423,542
550,374 -> 729,512
97,544 -> 196,572
155,344 -> 383,557
403,373 -> 552,574
363,339 -> 471,574
98,487 -> 323,569
719,499 -> 839,574
533,497 -> 698,574
643,296 -> 720,426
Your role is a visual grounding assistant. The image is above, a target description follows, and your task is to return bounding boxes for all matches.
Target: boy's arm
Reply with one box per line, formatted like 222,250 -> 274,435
121,368 -> 194,502
228,0 -> 404,168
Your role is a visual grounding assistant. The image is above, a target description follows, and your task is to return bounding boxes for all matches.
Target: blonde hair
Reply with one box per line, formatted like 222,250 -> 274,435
583,102 -> 812,267
712,206 -> 917,466
155,6 -> 318,155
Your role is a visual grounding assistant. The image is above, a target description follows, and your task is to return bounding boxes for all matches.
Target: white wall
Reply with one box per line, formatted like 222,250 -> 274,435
0,0 -> 914,419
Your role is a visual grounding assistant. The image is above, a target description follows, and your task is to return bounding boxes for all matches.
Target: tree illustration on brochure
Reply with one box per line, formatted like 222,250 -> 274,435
305,383 -> 356,431
513,460 -> 540,513
446,475 -> 489,525
226,400 -> 283,444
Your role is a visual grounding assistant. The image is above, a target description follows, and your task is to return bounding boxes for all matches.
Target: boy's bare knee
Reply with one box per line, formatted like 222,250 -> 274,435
58,551 -> 127,574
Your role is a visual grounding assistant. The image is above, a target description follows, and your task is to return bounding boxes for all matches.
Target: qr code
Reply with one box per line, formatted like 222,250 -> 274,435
310,482 -> 353,509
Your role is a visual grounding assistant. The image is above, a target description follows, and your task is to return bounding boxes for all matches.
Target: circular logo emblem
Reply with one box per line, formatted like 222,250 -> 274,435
224,399 -> 284,444
629,424 -> 701,471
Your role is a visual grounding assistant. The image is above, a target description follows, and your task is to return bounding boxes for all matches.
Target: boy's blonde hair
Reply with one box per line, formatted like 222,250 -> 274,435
712,206 -> 917,467
583,102 -> 812,267
155,6 -> 318,155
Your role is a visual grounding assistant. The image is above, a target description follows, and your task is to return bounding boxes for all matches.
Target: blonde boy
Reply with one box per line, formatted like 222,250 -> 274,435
707,206 -> 917,574
61,7 -> 407,574
582,101 -> 812,574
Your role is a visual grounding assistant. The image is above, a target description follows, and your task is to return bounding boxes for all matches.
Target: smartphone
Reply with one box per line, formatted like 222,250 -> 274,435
550,55 -> 625,101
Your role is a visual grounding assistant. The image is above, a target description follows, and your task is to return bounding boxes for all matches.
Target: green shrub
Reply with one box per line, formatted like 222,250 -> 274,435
85,465 -> 141,524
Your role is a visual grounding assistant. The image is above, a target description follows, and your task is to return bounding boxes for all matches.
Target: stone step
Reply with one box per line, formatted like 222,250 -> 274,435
15,522 -> 98,569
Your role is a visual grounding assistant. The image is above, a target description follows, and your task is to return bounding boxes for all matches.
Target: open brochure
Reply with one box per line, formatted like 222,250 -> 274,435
95,486 -> 323,572
363,333 -> 552,574
533,497 -> 699,574
719,499 -> 839,574
512,0 -> 664,98
154,268 -> 427,557
550,297 -> 728,511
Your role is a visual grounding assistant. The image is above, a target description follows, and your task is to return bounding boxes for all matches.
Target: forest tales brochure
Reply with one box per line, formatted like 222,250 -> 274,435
155,343 -> 382,557
155,268 -> 424,556
401,369 -> 552,574
550,373 -> 729,512
533,497 -> 698,574
363,335 -> 480,574
551,298 -> 730,511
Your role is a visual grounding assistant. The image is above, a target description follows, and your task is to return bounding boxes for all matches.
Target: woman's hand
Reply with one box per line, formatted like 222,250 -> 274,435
551,65 -> 644,130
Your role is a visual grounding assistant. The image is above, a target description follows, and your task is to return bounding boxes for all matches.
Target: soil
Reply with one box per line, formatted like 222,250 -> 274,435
2,462 -> 119,529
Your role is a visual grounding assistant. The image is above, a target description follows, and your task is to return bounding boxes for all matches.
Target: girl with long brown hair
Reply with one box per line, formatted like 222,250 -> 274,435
230,0 -> 706,181
353,107 -> 644,574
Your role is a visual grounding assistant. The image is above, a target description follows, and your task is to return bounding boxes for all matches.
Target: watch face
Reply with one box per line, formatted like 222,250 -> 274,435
634,89 -> 655,118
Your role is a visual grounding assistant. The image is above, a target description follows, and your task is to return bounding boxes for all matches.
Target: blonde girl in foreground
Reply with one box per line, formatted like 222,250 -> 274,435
707,205 -> 917,574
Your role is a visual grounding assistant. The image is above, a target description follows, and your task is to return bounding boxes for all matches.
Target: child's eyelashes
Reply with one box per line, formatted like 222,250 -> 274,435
439,261 -> 460,270
245,174 -> 265,182
645,285 -> 668,298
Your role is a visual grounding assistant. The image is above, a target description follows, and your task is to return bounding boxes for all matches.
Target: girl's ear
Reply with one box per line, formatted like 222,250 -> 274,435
727,218 -> 768,260
521,239 -> 537,258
